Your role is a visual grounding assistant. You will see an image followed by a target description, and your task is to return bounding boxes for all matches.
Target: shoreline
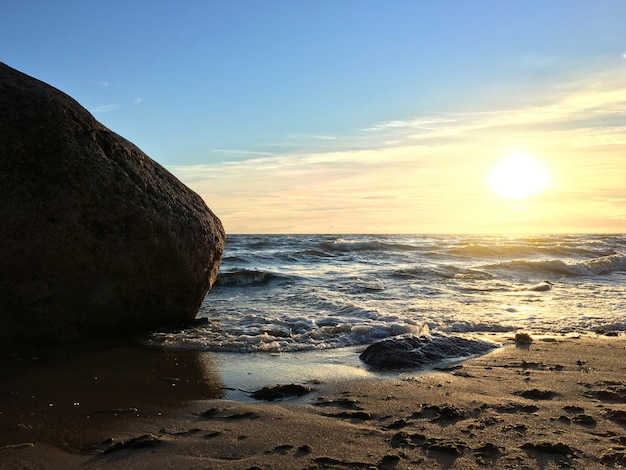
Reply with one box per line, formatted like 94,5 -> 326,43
1,334 -> 625,469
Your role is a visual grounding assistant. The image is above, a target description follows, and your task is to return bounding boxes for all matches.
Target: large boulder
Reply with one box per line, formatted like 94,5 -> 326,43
0,62 -> 225,346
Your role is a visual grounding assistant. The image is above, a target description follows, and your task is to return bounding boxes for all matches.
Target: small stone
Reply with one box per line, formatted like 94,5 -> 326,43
251,384 -> 311,401
515,332 -> 534,344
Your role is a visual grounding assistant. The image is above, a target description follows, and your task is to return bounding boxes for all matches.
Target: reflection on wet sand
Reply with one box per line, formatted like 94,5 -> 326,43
0,343 -> 223,449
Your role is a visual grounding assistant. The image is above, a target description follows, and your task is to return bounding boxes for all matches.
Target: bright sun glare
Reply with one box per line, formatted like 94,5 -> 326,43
488,152 -> 551,199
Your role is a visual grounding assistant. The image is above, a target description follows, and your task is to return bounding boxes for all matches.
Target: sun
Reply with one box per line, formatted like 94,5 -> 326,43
488,152 -> 551,199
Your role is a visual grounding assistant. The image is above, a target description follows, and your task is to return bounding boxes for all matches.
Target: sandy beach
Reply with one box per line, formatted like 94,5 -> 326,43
1,334 -> 625,469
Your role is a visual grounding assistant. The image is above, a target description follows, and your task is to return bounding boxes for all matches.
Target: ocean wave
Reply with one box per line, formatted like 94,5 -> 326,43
221,255 -> 250,264
579,253 -> 626,275
297,249 -> 335,258
214,270 -> 284,287
484,253 -> 626,278
447,242 -> 610,260
153,234 -> 626,355
318,238 -> 421,253
393,265 -> 493,281
453,269 -> 494,281
148,315 -> 431,353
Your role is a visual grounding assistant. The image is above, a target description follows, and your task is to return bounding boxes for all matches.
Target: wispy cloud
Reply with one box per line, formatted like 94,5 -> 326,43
168,67 -> 626,234
359,85 -> 626,150
92,103 -> 120,113
364,117 -> 457,133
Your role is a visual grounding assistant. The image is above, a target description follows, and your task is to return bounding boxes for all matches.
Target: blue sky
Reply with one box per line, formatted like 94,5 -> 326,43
2,1 -> 625,233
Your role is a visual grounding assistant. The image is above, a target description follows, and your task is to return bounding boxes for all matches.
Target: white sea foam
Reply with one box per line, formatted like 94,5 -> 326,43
147,234 -> 626,353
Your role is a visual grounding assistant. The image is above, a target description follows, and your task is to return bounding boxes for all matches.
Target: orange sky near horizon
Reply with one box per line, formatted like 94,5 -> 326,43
172,70 -> 626,235
4,2 -> 625,235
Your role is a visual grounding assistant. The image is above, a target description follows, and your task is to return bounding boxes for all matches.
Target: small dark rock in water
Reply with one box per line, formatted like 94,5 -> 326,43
251,384 -> 311,401
359,333 -> 498,370
190,317 -> 210,326
595,328 -> 620,337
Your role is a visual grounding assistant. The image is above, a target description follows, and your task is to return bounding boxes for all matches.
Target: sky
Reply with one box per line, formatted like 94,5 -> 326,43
2,0 -> 625,234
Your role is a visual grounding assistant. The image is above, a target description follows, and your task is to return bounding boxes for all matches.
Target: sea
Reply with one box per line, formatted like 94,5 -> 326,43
149,234 -> 626,355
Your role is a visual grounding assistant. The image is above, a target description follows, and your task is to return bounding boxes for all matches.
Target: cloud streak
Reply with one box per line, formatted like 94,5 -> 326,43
169,67 -> 626,234
92,103 -> 120,113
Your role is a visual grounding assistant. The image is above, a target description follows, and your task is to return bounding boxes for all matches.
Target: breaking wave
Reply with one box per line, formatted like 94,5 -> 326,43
484,253 -> 626,278
147,234 -> 626,353
215,270 -> 287,287
317,238 -> 422,253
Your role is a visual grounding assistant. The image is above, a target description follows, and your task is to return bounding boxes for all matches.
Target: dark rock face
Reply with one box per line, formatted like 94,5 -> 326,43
359,333 -> 498,370
0,62 -> 225,346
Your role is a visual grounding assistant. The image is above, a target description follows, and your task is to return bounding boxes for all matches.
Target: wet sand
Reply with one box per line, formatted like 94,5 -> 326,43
1,334 -> 625,469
